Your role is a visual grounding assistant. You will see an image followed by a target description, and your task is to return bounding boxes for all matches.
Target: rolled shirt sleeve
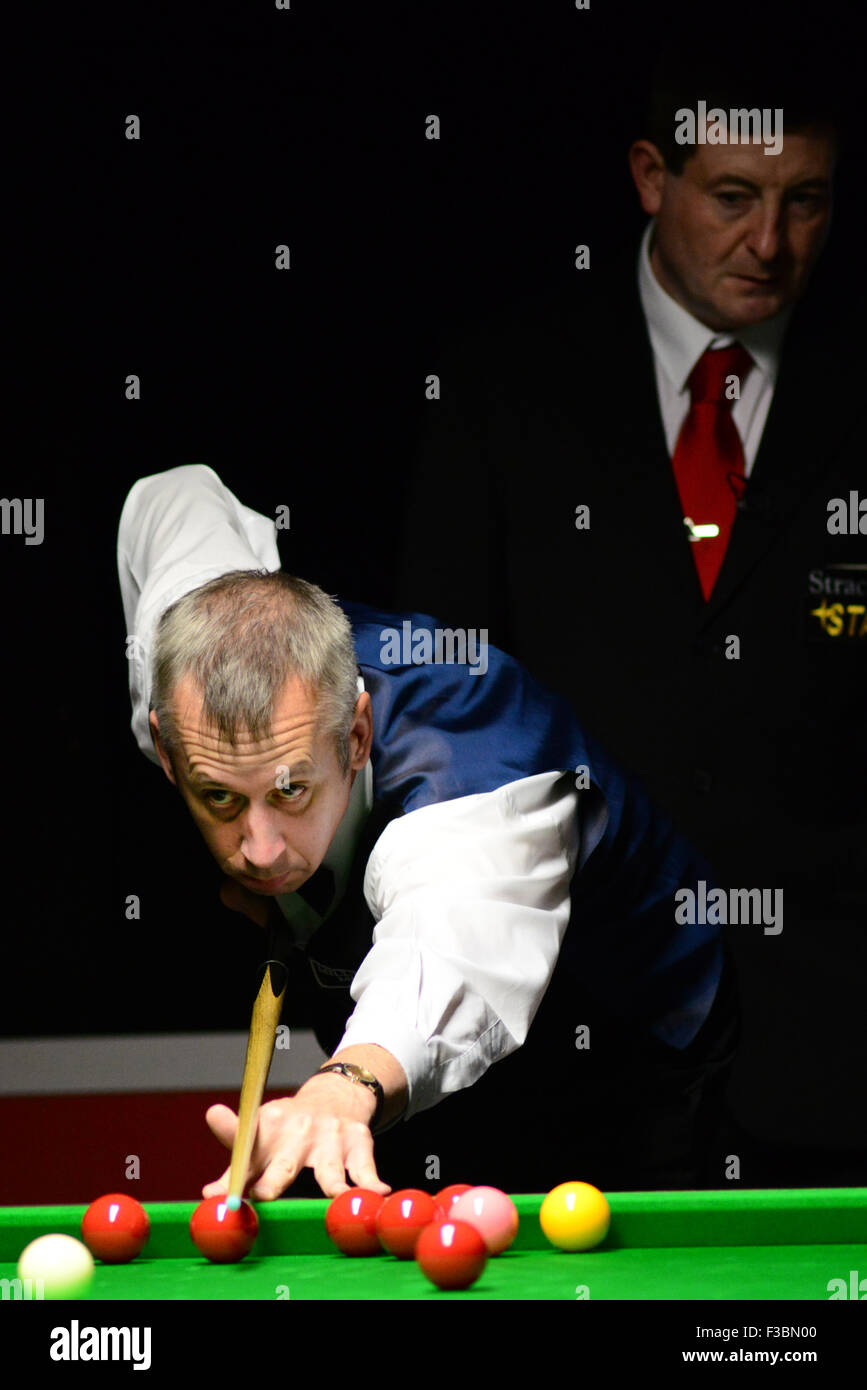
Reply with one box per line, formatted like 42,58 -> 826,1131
117,464 -> 281,762
335,770 -> 581,1119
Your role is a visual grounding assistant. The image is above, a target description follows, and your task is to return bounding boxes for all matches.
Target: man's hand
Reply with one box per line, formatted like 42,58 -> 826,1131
202,1071 -> 394,1200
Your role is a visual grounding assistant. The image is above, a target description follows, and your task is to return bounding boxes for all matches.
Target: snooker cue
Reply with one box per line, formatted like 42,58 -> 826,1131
226,922 -> 291,1210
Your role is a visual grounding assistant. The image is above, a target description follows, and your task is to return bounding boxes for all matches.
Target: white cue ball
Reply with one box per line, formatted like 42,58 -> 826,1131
18,1233 -> 95,1299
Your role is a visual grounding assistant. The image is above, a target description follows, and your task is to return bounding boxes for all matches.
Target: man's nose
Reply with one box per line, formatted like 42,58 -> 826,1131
239,804 -> 286,870
746,201 -> 784,263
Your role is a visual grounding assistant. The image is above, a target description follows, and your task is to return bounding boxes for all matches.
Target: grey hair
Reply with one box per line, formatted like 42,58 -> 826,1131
151,570 -> 360,776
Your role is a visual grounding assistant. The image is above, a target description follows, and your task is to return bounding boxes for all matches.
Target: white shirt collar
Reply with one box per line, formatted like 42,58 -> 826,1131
637,218 -> 790,394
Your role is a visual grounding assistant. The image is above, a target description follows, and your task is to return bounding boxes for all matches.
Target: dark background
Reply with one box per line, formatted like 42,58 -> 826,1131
5,0 -> 864,1044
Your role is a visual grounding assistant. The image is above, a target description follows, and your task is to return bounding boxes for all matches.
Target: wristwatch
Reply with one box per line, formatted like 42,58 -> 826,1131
316,1062 -> 385,1128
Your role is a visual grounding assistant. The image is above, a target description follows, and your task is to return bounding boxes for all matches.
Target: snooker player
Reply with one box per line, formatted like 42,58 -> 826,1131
118,464 -> 736,1199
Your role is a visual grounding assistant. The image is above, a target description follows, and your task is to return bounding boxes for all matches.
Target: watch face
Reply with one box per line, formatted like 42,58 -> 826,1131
323,1063 -> 377,1087
320,1063 -> 382,1108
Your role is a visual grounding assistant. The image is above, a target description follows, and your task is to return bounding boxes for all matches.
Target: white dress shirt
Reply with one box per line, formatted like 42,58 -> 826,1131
118,465 -> 581,1118
637,219 -> 791,473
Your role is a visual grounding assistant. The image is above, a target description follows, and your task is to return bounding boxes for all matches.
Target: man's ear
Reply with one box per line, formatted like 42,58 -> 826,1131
628,139 -> 668,217
349,691 -> 373,773
149,710 -> 178,786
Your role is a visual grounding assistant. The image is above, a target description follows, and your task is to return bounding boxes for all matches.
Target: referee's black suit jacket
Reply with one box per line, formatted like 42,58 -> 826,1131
395,244 -> 867,1175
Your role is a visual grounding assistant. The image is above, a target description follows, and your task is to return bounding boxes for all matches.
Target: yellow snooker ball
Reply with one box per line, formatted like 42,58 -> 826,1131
18,1234 -> 95,1299
539,1182 -> 611,1251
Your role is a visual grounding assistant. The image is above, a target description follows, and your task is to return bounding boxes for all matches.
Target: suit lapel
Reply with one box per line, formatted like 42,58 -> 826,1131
584,277 -> 706,620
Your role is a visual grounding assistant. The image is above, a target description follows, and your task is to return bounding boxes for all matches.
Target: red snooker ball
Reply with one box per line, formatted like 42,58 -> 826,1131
416,1219 -> 488,1291
375,1189 -> 437,1258
433,1184 -> 473,1222
81,1193 -> 150,1264
190,1197 -> 259,1263
325,1189 -> 385,1256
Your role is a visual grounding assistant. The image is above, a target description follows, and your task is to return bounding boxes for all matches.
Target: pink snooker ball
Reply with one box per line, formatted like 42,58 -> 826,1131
450,1186 -> 519,1255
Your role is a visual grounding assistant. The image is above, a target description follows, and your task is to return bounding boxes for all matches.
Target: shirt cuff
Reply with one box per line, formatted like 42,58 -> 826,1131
332,1015 -> 432,1124
334,1005 -> 515,1124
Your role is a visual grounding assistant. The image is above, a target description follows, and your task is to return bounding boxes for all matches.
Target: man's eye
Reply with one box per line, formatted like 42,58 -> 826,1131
717,192 -> 748,206
205,790 -> 235,807
277,783 -> 306,800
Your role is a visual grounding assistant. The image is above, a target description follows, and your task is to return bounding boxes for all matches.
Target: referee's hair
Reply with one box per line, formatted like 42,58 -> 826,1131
643,10 -> 851,175
151,570 -> 360,776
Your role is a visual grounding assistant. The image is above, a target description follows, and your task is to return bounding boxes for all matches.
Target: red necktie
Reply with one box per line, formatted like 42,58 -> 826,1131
671,344 -> 753,599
